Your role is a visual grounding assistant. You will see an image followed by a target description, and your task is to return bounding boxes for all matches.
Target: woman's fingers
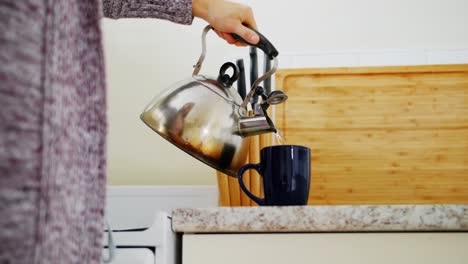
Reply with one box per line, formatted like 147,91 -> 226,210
194,0 -> 259,46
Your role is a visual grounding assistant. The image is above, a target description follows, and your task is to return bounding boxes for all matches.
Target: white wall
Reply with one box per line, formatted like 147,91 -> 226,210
102,0 -> 468,185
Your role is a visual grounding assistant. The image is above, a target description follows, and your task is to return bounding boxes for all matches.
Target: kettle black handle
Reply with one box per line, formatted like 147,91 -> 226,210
232,26 -> 279,59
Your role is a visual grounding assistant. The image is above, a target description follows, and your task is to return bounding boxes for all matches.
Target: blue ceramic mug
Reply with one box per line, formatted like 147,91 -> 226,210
238,145 -> 311,206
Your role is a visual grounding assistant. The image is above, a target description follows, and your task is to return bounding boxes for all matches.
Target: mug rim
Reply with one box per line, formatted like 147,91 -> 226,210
262,144 -> 310,151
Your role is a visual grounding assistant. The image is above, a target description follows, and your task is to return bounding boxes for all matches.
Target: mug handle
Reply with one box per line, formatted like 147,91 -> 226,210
238,164 -> 265,205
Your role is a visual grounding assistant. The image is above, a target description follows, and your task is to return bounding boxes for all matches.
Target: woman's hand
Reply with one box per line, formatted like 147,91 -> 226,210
193,0 -> 259,46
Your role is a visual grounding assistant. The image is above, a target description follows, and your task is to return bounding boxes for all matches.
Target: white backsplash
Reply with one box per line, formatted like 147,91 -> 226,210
105,185 -> 218,229
279,49 -> 468,68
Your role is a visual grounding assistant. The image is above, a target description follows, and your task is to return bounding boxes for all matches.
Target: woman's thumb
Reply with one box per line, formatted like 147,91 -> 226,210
234,25 -> 259,45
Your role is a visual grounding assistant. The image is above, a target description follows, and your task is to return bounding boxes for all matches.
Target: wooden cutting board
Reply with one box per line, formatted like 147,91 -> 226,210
275,64 -> 468,205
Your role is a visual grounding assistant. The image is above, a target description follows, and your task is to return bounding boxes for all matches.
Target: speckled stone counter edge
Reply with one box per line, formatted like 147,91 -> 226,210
171,205 -> 468,233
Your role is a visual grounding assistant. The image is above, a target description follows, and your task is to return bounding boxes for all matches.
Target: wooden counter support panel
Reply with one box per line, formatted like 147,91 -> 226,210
216,171 -> 230,206
248,135 -> 261,206
275,64 -> 468,205
239,151 -> 251,206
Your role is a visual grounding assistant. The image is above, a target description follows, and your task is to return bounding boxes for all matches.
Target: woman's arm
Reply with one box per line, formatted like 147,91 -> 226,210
102,0 -> 259,46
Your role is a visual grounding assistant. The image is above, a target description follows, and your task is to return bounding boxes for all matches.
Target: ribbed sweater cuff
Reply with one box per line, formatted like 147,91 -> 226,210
103,0 -> 194,25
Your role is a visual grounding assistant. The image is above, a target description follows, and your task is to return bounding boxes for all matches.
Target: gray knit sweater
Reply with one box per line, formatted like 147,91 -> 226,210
0,1 -> 193,263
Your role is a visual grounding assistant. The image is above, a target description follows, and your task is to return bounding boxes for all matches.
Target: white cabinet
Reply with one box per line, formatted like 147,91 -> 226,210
182,233 -> 468,264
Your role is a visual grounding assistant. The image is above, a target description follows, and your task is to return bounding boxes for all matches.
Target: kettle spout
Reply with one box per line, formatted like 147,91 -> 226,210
238,110 -> 277,137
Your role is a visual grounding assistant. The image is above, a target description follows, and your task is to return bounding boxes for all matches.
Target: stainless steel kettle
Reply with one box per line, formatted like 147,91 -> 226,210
140,25 -> 287,176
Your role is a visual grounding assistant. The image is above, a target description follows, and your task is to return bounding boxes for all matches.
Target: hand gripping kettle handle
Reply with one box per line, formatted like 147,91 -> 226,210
232,26 -> 279,59
192,25 -> 278,76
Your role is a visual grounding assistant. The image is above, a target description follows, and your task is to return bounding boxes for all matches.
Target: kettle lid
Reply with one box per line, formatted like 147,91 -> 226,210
194,76 -> 243,106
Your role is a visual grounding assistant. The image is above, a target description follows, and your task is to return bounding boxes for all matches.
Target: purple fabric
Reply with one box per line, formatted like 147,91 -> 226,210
103,0 -> 193,24
0,1 -> 192,263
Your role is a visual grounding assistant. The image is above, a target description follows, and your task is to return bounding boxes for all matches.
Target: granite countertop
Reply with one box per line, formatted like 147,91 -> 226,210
171,205 -> 468,233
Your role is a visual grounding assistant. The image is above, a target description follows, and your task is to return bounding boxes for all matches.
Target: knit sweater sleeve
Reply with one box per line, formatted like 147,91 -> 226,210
102,0 -> 194,25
